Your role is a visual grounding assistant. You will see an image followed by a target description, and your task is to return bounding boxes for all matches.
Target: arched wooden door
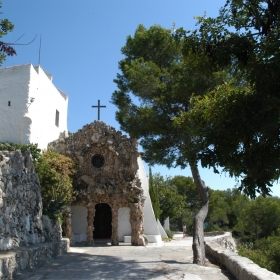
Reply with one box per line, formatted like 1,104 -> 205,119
93,203 -> 112,239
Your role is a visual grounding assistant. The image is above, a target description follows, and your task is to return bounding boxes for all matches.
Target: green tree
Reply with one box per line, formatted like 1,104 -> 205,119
203,188 -> 249,232
153,173 -> 186,223
235,196 -> 280,240
170,176 -> 201,230
111,24 -> 227,264
149,167 -> 161,220
35,149 -> 76,219
207,190 -> 231,228
0,2 -> 16,65
175,0 -> 280,197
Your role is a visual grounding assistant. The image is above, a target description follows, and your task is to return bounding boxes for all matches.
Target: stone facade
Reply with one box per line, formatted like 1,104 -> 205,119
0,150 -> 61,251
49,121 -> 147,246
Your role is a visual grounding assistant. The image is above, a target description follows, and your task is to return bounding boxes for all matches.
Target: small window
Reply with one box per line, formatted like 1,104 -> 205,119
91,155 -> 105,168
8,101 -> 11,106
55,110 -> 59,127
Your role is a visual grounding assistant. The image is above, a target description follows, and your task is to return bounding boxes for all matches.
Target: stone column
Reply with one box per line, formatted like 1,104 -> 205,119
130,203 -> 147,246
111,206 -> 119,245
86,206 -> 95,245
64,212 -> 75,245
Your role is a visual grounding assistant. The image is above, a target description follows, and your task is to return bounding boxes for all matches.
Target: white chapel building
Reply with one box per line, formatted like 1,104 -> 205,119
0,64 -> 68,149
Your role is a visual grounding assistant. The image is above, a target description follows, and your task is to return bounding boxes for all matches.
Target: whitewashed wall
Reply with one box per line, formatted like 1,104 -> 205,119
118,207 -> 131,241
70,159 -> 164,243
0,65 -> 30,144
137,157 -> 165,241
71,206 -> 87,242
0,64 -> 68,149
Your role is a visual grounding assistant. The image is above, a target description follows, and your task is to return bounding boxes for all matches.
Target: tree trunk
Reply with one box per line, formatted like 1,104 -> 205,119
190,163 -> 209,266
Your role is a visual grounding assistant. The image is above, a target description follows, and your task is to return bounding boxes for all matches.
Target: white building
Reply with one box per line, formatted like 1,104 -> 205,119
1,64 -> 167,245
0,64 -> 68,149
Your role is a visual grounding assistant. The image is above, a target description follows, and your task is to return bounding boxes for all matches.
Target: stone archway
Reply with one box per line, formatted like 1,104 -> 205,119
93,203 -> 112,239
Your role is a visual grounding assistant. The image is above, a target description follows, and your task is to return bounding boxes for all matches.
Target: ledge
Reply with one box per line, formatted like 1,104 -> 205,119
124,235 -> 163,245
205,233 -> 280,280
0,238 -> 69,279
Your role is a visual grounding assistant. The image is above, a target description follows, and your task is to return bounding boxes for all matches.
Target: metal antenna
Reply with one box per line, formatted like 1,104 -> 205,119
38,35 -> 41,65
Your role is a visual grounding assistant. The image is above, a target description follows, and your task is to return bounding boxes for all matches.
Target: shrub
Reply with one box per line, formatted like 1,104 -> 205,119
237,231 -> 280,275
0,142 -> 41,161
204,223 -> 223,232
165,229 -> 174,239
35,149 -> 76,219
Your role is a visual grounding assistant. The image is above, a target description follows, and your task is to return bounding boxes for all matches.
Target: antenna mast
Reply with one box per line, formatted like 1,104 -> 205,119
38,35 -> 41,65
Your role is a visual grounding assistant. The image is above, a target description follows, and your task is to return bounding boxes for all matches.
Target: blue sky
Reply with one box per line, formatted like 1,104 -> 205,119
2,0 -> 280,196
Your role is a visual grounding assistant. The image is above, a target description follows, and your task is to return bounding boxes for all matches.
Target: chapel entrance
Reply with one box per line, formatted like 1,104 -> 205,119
93,203 -> 112,239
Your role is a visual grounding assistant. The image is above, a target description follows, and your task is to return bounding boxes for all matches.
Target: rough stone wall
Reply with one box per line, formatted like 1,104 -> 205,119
49,121 -> 146,245
0,239 -> 69,279
209,232 -> 236,252
0,150 -> 61,251
205,237 -> 280,280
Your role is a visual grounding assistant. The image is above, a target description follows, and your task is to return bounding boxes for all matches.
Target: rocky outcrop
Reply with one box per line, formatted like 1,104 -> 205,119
49,121 -> 146,246
0,150 -> 61,251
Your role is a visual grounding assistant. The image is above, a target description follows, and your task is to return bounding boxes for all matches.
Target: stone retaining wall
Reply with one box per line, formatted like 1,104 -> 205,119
0,238 -> 69,279
0,150 -> 61,251
205,232 -> 280,280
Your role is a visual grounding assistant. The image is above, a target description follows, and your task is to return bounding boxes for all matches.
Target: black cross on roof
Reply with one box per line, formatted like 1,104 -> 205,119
92,100 -> 106,120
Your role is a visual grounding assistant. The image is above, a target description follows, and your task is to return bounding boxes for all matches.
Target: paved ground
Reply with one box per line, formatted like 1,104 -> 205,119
16,234 -> 236,280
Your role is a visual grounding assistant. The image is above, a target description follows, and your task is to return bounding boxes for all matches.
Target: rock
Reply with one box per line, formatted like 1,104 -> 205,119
0,150 -> 61,251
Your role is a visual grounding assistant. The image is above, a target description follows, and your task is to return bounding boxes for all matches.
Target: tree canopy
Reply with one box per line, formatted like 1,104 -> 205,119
170,175 -> 201,211
236,196 -> 280,240
0,2 -> 16,65
112,24 -> 223,169
151,173 -> 187,222
174,0 -> 280,197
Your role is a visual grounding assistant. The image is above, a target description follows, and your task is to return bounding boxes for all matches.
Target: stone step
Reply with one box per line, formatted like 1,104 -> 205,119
0,239 -> 69,279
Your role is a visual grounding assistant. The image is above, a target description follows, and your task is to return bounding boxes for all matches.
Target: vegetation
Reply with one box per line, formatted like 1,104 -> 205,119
235,196 -> 280,240
238,231 -> 280,275
149,167 -> 161,220
153,174 -> 280,274
0,1 -> 16,65
203,188 -> 280,274
155,174 -> 187,224
112,23 -> 225,265
0,142 -> 41,161
174,0 -> 280,197
164,228 -> 174,239
35,149 -> 76,219
111,1 -> 280,265
206,188 -> 249,232
170,176 -> 201,231
0,142 -> 76,220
